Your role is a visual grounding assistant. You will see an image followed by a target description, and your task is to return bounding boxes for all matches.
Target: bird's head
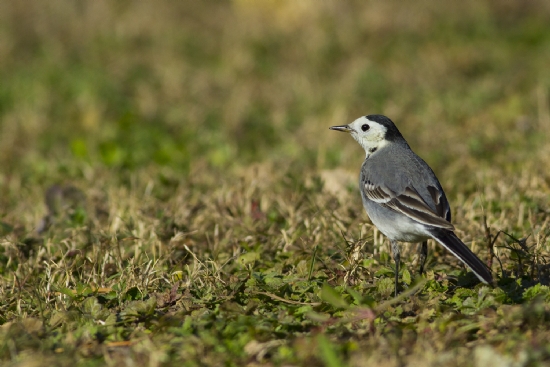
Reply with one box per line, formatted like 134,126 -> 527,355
330,115 -> 405,157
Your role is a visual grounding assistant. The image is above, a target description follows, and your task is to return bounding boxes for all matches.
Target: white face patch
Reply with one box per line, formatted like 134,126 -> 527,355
348,116 -> 388,157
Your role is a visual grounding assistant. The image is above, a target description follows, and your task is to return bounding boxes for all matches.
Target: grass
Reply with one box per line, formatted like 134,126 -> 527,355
1,0 -> 550,366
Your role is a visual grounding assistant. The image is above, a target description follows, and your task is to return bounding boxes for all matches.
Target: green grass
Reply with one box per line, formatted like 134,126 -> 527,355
1,1 -> 550,366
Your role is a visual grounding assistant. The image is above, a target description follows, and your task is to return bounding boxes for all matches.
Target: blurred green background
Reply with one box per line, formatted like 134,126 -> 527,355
1,3 -> 550,365
1,0 -> 549,183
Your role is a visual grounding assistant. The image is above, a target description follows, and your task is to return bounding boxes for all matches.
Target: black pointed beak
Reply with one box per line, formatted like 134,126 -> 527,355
329,125 -> 352,133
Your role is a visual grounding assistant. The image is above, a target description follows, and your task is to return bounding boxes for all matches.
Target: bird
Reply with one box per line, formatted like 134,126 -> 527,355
330,114 -> 493,296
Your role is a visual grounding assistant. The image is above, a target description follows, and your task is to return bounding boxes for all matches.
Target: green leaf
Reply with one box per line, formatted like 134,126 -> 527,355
523,284 -> 549,301
238,251 -> 260,266
317,334 -> 347,367
402,268 -> 412,285
376,278 -> 395,298
120,297 -> 156,321
82,297 -> 109,319
320,284 -> 349,309
362,258 -> 375,268
308,245 -> 318,280
346,287 -> 363,305
375,267 -> 394,277
56,286 -> 77,300
125,287 -> 143,301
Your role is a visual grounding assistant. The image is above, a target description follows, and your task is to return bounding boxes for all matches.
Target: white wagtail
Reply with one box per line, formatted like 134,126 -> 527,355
330,115 -> 493,296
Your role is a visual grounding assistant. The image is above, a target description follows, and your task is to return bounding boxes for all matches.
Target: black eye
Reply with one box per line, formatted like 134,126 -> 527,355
361,124 -> 370,132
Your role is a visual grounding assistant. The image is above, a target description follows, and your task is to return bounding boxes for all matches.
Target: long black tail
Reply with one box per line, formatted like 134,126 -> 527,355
430,229 -> 494,285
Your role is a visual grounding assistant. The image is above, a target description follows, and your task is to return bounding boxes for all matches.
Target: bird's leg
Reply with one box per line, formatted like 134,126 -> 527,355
391,240 -> 400,297
418,241 -> 428,275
